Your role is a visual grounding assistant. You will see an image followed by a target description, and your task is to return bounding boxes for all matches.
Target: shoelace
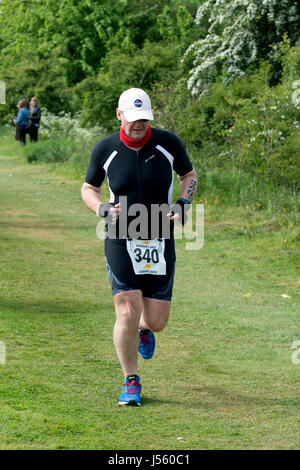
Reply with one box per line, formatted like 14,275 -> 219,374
140,333 -> 150,346
125,380 -> 141,395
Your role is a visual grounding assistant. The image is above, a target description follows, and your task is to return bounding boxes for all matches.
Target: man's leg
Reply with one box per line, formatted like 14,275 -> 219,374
113,290 -> 143,376
137,298 -> 171,360
139,298 -> 171,332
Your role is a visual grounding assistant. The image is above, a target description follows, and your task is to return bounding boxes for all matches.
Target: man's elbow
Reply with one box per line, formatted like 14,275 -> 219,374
81,182 -> 90,203
179,168 -> 197,182
191,168 -> 197,180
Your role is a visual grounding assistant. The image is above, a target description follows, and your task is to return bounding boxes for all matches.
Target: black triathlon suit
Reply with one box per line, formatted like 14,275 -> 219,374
85,128 -> 193,300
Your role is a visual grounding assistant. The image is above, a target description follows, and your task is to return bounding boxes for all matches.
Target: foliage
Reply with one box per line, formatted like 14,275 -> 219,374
225,44 -> 300,195
0,0 -> 121,80
78,41 -> 180,131
228,81 -> 300,194
150,76 -> 204,148
186,0 -> 300,95
0,0 -> 178,80
39,108 -> 104,141
0,53 -> 73,123
157,0 -> 202,55
0,0 -> 199,123
1,0 -> 300,206
151,42 -> 300,201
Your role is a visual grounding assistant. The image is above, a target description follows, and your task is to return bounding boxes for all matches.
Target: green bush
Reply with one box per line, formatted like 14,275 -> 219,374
25,138 -> 77,164
227,57 -> 300,193
23,136 -> 96,181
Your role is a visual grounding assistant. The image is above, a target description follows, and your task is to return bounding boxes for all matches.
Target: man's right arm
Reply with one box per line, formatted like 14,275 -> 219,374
81,182 -> 102,214
81,182 -> 120,223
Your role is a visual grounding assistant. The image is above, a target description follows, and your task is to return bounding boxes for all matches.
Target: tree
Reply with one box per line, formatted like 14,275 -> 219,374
0,0 -> 117,84
186,0 -> 300,96
0,0 -> 171,120
157,0 -> 201,55
78,40 -> 179,130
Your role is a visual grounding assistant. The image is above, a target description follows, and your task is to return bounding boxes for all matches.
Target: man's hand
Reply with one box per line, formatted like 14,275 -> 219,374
98,202 -> 121,225
167,198 -> 190,226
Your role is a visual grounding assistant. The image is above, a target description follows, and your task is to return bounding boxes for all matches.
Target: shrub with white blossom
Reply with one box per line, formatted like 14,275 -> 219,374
186,0 -> 300,95
39,108 -> 104,141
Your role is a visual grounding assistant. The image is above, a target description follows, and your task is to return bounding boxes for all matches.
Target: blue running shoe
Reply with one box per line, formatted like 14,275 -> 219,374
138,329 -> 155,359
119,376 -> 142,406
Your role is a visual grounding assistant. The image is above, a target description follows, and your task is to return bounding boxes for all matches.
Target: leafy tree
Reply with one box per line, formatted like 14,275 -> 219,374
0,52 -> 74,123
78,40 -> 179,130
0,0 -> 177,120
186,0 -> 300,96
0,0 -> 168,81
0,0 -> 118,83
157,0 -> 202,55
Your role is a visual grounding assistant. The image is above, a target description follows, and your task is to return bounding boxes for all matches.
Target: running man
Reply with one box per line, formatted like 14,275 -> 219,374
81,88 -> 197,406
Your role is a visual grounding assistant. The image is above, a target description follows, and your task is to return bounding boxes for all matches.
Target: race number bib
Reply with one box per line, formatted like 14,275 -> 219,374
126,239 -> 166,275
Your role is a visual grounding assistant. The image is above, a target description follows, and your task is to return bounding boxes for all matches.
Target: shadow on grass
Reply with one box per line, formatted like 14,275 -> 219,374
0,219 -> 90,233
142,386 -> 300,410
0,298 -> 102,316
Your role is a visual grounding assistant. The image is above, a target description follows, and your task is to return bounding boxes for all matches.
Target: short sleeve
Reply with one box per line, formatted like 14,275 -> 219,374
170,133 -> 193,176
85,144 -> 106,187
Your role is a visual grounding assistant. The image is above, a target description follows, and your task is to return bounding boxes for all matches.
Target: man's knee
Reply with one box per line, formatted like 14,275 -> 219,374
147,318 -> 168,333
115,291 -> 142,331
141,298 -> 171,333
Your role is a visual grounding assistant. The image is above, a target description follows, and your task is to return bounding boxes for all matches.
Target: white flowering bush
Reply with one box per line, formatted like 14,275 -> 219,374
39,108 -> 104,141
186,0 -> 300,95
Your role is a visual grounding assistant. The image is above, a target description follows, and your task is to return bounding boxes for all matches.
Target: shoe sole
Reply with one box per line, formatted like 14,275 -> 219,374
138,351 -> 153,359
119,400 -> 141,407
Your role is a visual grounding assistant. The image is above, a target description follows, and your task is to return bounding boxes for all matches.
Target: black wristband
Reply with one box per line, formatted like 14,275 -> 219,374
170,198 -> 190,225
177,197 -> 191,208
98,203 -> 114,219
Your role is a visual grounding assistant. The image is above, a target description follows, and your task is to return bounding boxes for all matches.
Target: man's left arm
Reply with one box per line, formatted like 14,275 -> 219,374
167,169 -> 197,225
178,169 -> 197,203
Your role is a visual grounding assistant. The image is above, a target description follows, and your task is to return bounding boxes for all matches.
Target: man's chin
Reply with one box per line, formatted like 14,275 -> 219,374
132,132 -> 145,140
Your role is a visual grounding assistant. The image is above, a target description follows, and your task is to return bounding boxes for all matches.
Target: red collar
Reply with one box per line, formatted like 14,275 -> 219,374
120,125 -> 152,149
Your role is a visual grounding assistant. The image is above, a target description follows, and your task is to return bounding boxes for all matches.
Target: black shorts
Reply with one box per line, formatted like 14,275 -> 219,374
104,238 -> 176,301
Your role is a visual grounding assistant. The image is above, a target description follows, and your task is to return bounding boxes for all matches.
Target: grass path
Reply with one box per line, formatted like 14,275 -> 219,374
0,148 -> 299,450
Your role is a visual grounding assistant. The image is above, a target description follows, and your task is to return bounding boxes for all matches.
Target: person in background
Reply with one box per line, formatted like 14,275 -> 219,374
29,97 -> 41,142
15,99 -> 30,145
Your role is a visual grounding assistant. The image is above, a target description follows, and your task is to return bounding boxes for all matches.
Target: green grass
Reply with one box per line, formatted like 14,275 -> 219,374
0,133 -> 299,450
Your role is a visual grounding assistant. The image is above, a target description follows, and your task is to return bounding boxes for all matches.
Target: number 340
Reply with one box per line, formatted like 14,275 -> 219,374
134,248 -> 159,264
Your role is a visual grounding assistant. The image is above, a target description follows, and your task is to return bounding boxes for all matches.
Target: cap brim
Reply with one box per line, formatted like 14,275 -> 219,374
123,109 -> 154,122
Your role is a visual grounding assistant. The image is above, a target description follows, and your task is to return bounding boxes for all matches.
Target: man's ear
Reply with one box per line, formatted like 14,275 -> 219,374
116,108 -> 122,121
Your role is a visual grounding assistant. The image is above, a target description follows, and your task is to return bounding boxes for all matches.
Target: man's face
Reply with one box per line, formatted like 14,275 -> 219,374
116,109 -> 150,140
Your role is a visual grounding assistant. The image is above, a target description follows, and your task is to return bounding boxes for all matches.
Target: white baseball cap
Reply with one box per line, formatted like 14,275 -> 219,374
118,88 -> 154,122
